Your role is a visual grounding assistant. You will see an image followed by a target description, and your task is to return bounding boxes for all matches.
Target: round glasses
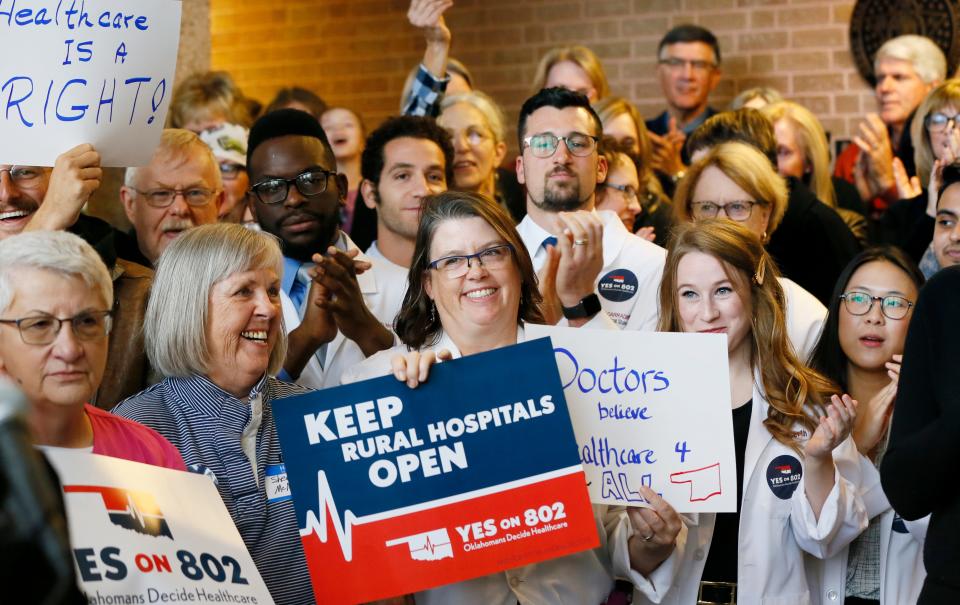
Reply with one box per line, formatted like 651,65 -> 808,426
925,112 -> 959,134
131,187 -> 216,208
249,169 -> 335,205
602,182 -> 640,201
690,200 -> 761,222
219,162 -> 246,181
0,166 -> 44,188
839,291 -> 913,320
522,133 -> 598,158
0,310 -> 113,345
428,244 -> 514,279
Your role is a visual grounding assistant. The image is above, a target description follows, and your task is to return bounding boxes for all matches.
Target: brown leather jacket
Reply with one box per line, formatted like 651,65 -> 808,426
91,258 -> 157,409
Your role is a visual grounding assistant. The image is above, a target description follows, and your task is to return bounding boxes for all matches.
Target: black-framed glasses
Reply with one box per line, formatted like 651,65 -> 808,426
601,182 -> 639,201
428,244 -> 515,278
925,112 -> 960,133
522,133 -> 598,158
0,166 -> 44,187
249,169 -> 336,205
0,310 -> 113,345
131,187 -> 216,208
840,291 -> 913,320
691,200 -> 762,221
658,57 -> 716,72
219,162 -> 246,180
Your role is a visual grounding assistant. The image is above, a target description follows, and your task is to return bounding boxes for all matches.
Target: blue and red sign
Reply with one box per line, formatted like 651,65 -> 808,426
273,338 -> 598,604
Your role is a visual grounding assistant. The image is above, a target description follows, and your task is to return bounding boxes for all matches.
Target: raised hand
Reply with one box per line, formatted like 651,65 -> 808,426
555,210 -> 604,309
626,486 -> 682,576
852,114 -> 895,199
805,394 -> 858,460
851,355 -> 901,457
390,348 -> 453,388
27,144 -> 102,232
892,157 -> 922,200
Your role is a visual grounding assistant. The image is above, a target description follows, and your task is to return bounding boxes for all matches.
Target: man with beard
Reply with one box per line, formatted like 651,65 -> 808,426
247,109 -> 394,388
118,129 -> 223,267
515,87 -> 665,330
359,115 -> 453,328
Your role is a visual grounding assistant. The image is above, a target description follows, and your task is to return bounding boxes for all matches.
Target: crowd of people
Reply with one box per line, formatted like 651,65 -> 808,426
5,1 -> 960,603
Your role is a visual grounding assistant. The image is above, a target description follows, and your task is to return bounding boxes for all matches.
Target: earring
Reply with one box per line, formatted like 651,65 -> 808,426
430,302 -> 436,324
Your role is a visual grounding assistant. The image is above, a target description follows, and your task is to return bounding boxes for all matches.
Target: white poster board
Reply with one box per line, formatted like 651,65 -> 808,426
44,450 -> 275,604
0,0 -> 182,166
525,326 -> 737,513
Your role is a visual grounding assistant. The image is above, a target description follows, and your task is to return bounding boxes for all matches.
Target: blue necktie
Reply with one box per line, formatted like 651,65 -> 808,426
541,236 -> 558,250
289,264 -> 326,369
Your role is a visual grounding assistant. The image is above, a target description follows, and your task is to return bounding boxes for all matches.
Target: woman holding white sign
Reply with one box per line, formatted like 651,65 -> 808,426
633,219 -> 876,605
343,190 -> 684,605
810,247 -> 926,604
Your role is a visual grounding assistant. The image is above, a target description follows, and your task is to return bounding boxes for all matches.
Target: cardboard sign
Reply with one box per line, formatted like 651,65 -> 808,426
0,0 -> 182,166
273,338 -> 599,604
525,326 -> 737,513
43,449 -> 275,604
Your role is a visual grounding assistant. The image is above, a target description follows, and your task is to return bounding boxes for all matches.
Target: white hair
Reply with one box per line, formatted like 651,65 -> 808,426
145,223 -> 286,378
0,231 -> 113,314
875,35 -> 947,84
440,91 -> 507,144
124,128 -> 223,190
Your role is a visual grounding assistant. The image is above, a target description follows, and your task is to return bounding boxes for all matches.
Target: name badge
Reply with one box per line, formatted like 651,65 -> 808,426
265,463 -> 292,503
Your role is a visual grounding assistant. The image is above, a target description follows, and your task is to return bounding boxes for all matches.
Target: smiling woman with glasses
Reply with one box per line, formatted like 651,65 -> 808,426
810,246 -> 926,603
0,230 -> 185,470
342,190 -> 679,604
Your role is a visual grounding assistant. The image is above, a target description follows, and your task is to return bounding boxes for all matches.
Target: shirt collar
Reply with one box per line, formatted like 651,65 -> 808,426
281,231 -> 350,295
167,373 -> 269,420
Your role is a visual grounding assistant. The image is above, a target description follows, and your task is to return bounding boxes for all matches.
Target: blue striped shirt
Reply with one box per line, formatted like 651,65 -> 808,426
112,374 -> 315,605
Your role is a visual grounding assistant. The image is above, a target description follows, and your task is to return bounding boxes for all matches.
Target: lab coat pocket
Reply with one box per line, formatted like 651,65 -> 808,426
759,591 -> 811,605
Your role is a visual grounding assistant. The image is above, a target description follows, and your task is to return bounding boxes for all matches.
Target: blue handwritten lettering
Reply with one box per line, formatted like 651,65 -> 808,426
554,347 -> 671,397
55,78 -> 87,121
124,77 -> 149,125
97,79 -> 114,124
597,402 -> 651,421
580,436 -> 656,469
2,76 -> 33,127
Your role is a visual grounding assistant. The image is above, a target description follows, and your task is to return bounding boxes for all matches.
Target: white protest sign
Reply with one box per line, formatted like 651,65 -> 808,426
44,449 -> 275,604
0,0 -> 182,166
525,327 -> 737,513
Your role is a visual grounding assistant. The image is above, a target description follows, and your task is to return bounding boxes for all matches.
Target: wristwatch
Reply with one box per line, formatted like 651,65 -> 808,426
561,293 -> 602,320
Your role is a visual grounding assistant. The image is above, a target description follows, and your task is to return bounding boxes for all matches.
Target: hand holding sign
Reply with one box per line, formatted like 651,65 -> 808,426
626,486 -> 682,575
26,143 -> 101,233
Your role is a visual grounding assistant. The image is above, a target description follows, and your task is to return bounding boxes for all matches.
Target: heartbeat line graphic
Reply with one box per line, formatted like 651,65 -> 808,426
386,529 -> 454,561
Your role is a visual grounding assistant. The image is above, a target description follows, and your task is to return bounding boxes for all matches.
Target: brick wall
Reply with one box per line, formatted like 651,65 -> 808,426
209,0 -> 875,153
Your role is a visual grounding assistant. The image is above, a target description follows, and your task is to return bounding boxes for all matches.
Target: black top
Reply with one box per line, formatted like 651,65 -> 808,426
880,266 -> 960,601
701,400 -> 752,583
69,214 -> 118,270
832,176 -> 866,216
112,229 -> 152,268
634,196 -> 677,248
766,178 -> 861,304
874,193 -> 934,263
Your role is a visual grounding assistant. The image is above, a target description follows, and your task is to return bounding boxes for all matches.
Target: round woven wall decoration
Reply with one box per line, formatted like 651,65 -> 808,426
850,0 -> 959,86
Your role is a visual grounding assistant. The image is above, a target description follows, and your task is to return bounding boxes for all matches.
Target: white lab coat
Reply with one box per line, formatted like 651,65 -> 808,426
281,235 -> 396,389
633,378 -> 879,605
342,320 -> 658,605
805,464 -> 928,605
780,277 -> 827,363
518,210 -> 666,331
364,240 -> 410,330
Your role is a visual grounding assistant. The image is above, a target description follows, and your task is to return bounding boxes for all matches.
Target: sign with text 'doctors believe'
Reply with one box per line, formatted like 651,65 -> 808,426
525,326 -> 737,513
0,0 -> 181,166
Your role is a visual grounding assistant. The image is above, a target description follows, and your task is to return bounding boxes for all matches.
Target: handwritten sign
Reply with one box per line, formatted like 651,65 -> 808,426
43,449 -> 274,604
525,326 -> 737,513
273,338 -> 599,604
0,0 -> 182,166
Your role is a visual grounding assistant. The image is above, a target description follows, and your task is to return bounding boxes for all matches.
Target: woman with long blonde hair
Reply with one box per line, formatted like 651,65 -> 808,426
531,45 -> 610,102
632,219 -> 873,605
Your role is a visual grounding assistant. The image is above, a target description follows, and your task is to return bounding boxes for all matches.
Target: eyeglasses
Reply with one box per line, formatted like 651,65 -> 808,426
0,310 -> 113,345
839,291 -> 913,320
249,169 -> 336,205
522,133 -> 599,158
219,162 -> 246,180
131,187 -> 217,208
428,244 -> 515,278
0,166 -> 44,187
658,57 -> 717,72
925,112 -> 960,133
690,200 -> 762,221
601,182 -> 639,201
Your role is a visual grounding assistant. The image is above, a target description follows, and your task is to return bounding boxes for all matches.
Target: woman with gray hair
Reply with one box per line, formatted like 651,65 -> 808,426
112,223 -> 313,604
0,231 -> 184,469
437,91 -> 525,222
